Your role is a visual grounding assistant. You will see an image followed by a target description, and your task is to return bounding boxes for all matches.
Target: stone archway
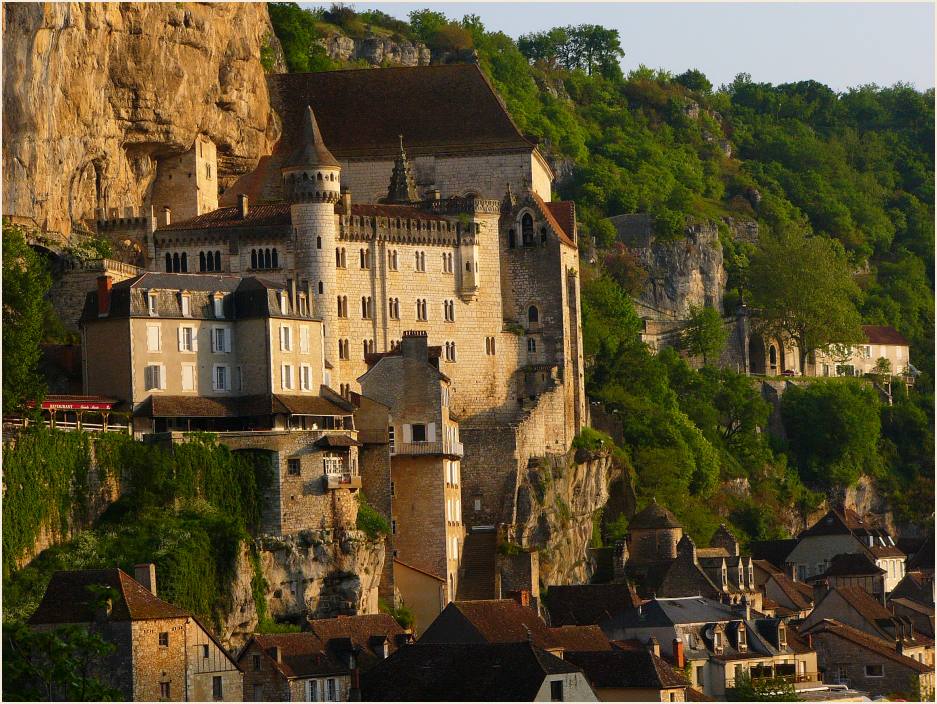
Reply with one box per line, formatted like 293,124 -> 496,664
748,333 -> 767,375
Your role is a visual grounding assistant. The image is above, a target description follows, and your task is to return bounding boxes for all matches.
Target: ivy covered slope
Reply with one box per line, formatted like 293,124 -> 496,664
268,5 -> 934,541
2,430 -> 272,630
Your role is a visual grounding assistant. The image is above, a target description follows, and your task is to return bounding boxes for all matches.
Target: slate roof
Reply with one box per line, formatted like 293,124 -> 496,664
629,500 -> 682,530
359,642 -> 583,701
630,557 -> 722,600
285,105 -> 340,169
906,533 -> 934,572
890,597 -> 935,617
547,625 -> 612,652
604,596 -> 739,630
156,203 -> 291,233
531,193 -> 576,248
833,586 -> 894,624
862,325 -> 909,346
813,552 -> 886,578
749,540 -> 798,570
544,583 -> 643,626
802,619 -> 933,673
799,508 -> 864,538
306,614 -> 406,672
890,571 -> 934,606
420,600 -> 557,650
28,568 -> 188,624
137,392 -> 353,419
241,633 -> 347,679
269,65 -> 535,161
564,649 -> 688,690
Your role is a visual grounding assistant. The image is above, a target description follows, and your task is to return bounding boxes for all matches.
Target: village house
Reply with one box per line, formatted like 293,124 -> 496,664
563,648 -> 691,702
544,582 -> 644,628
810,325 -> 913,379
304,613 -> 410,670
802,619 -> 934,699
360,641 -> 598,701
600,596 -> 820,699
800,586 -> 934,666
784,508 -> 906,592
807,553 -> 888,601
28,564 -> 242,702
751,560 -> 814,619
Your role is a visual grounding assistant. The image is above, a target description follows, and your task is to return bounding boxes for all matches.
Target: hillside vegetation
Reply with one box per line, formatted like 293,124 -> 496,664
268,4 -> 935,542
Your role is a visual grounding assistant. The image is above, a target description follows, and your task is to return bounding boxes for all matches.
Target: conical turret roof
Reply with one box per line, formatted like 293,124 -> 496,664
629,499 -> 683,530
284,105 -> 340,170
385,135 -> 418,203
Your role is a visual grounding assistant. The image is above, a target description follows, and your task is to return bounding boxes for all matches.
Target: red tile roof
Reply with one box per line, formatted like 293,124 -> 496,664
28,568 -> 188,624
545,200 -> 576,243
244,633 -> 345,679
157,203 -> 291,232
532,194 -> 576,248
547,625 -> 612,652
802,619 -> 932,673
863,325 -> 909,346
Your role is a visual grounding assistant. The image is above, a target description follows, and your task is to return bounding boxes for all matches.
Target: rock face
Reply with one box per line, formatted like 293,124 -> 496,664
511,450 -> 619,587
318,32 -> 431,67
2,2 -> 281,234
224,531 -> 385,648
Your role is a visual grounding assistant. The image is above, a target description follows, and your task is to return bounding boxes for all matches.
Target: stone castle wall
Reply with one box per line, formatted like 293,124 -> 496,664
52,257 -> 142,332
131,617 -> 188,701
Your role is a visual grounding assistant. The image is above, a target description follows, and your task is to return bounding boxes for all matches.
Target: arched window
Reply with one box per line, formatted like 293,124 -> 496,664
172,252 -> 180,273
318,281 -> 324,294
264,248 -> 271,269
528,305 -> 539,324
527,338 -> 536,353
202,251 -> 208,271
466,262 -> 471,272
272,249 -> 279,268
508,229 -> 516,248
180,252 -> 188,272
165,253 -> 172,272
522,213 -> 534,246
336,248 -> 341,267
214,251 -> 222,271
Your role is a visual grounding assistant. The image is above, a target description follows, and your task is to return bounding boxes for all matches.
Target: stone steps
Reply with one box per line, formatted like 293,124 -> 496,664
457,530 -> 497,600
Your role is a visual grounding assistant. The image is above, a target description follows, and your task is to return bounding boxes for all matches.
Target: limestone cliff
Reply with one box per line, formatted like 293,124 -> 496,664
318,32 -> 432,67
2,2 -> 281,234
224,531 -> 385,648
511,450 -> 620,587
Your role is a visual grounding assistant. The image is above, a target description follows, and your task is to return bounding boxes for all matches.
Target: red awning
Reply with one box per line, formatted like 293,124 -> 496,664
30,395 -> 119,411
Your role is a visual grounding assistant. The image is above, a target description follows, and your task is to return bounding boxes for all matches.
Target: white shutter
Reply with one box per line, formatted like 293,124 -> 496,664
192,328 -> 199,352
182,365 -> 194,391
158,364 -> 167,390
224,365 -> 231,391
144,366 -> 152,390
300,326 -> 309,354
212,365 -> 219,392
211,328 -> 217,353
177,326 -> 184,352
224,328 -> 232,353
281,365 -> 286,390
279,326 -> 285,351
427,422 -> 436,442
402,424 -> 412,443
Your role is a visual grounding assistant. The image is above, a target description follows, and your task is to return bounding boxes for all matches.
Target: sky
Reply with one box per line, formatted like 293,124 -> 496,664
309,2 -> 935,91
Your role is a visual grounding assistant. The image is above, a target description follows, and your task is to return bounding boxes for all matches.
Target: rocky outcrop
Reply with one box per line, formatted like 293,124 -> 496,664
224,530 -> 385,648
318,32 -> 431,67
511,450 -> 620,587
3,2 -> 281,234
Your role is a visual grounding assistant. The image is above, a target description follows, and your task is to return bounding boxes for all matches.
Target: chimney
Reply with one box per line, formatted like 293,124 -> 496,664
812,579 -> 830,605
289,277 -> 298,308
97,275 -> 113,316
806,633 -> 813,649
647,636 -> 660,658
134,563 -> 157,596
238,194 -> 249,218
341,187 -> 352,213
400,330 -> 428,361
673,638 -> 685,669
267,646 -> 282,663
508,590 -> 531,609
349,665 -> 361,701
161,206 -> 171,226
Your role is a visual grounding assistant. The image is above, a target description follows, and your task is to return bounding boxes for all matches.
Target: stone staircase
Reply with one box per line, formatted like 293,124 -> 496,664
457,529 -> 497,600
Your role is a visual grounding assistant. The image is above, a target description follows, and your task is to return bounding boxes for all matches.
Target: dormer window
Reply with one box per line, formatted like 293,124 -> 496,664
722,565 -> 728,587
738,564 -> 744,586
279,291 -> 288,314
748,564 -> 754,587
147,291 -> 158,316
180,293 -> 191,317
213,294 -> 224,319
778,624 -> 787,649
713,630 -> 723,655
737,624 -> 747,653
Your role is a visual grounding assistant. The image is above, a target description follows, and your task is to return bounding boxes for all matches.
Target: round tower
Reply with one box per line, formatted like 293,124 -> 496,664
627,499 -> 684,563
282,105 -> 341,362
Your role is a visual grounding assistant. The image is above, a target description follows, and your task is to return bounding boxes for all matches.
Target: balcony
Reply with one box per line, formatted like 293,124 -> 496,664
725,672 -> 820,690
391,439 -> 464,458
323,457 -> 362,490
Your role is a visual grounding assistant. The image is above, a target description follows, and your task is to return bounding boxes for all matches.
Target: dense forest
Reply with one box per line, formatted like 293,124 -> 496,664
266,3 -> 935,542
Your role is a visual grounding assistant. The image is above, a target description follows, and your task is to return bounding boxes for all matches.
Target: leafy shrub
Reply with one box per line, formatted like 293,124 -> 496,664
355,493 -> 390,539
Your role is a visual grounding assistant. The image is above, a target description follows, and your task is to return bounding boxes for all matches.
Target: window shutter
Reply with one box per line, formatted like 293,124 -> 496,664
402,424 -> 412,443
177,326 -> 184,351
281,365 -> 286,390
192,328 -> 199,352
224,366 -> 231,391
144,366 -> 152,390
210,328 -> 217,353
159,365 -> 167,390
427,422 -> 436,442
224,328 -> 231,353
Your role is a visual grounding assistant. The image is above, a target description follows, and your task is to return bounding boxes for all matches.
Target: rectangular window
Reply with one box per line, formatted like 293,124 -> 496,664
550,680 -> 563,702
145,364 -> 165,391
327,678 -> 336,701
212,327 -> 230,353
236,366 -> 243,392
288,458 -> 301,476
411,423 -> 427,442
474,498 -> 481,511
253,684 -> 263,701
281,364 -> 294,390
864,664 -> 884,677
212,675 -> 223,701
391,519 -> 397,535
309,680 -> 318,702
390,481 -> 396,497
252,654 -> 261,672
202,644 -> 209,658
181,295 -> 191,317
159,631 -> 169,647
179,325 -> 195,352
301,364 -> 312,391
280,325 -> 292,351
213,364 -> 229,392
147,324 -> 161,352
213,296 -> 224,318
388,426 -> 395,453
182,363 -> 196,391
160,682 -> 171,700
148,292 -> 158,316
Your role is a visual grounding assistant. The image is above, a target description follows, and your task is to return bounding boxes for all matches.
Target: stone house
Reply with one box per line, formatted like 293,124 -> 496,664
801,586 -> 934,666
889,598 -> 935,640
807,552 -> 887,600
563,648 -> 690,702
784,508 -> 906,592
360,641 -> 598,701
751,560 -> 814,618
357,330 -> 464,611
28,564 -> 242,701
811,325 -> 912,378
600,596 -> 820,699
802,619 -> 934,698
305,613 -> 410,670
237,633 -> 350,702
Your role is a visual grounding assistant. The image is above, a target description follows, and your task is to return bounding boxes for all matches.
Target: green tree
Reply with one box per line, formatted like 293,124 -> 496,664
781,380 -> 882,488
727,672 -> 799,701
682,305 -> 728,365
675,68 -> 713,94
748,227 -> 863,371
408,9 -> 449,42
3,224 -> 51,414
602,242 -> 647,295
3,621 -> 121,701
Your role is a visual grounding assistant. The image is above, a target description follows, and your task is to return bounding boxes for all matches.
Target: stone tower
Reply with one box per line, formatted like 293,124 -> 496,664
282,105 -> 341,338
627,499 -> 685,563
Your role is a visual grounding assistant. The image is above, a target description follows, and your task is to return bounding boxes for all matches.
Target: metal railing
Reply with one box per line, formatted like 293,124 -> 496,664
391,439 -> 464,457
4,416 -> 131,434
725,672 -> 819,689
